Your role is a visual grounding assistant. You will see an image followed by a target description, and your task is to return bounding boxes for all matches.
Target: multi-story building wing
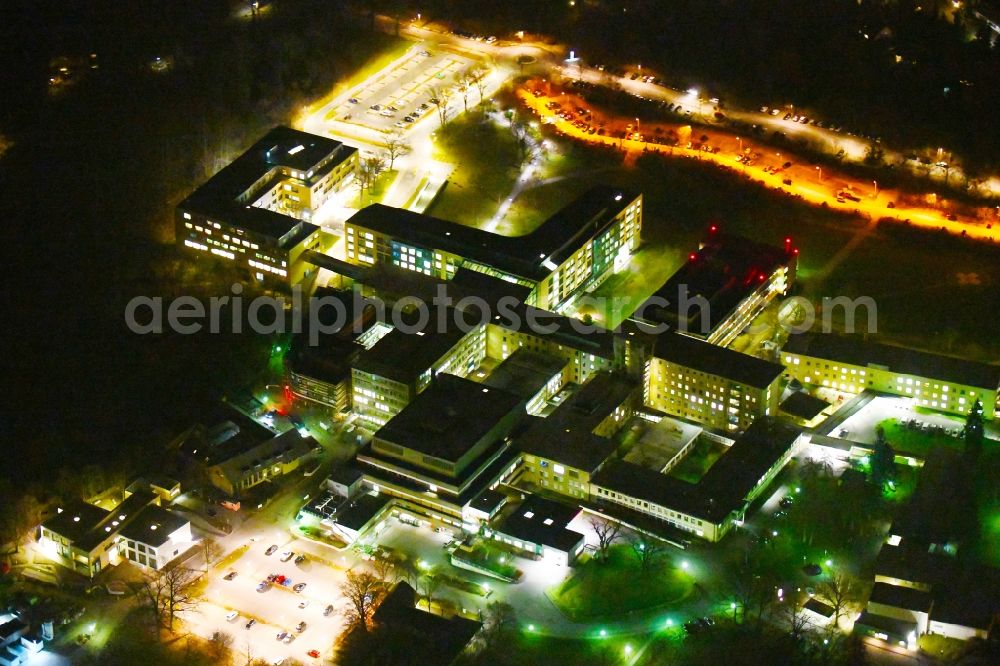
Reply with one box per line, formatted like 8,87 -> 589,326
781,333 -> 1000,419
514,372 -> 638,500
343,187 -> 642,310
356,374 -> 526,520
351,311 -> 488,427
638,328 -> 784,432
633,230 -> 797,346
177,126 -> 357,286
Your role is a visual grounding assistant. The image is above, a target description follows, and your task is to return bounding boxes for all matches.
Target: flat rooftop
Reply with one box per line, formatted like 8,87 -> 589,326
635,232 -> 795,335
646,327 -> 785,389
780,391 -> 830,420
593,417 -> 800,523
117,505 -> 189,548
346,186 -> 638,282
495,304 -> 620,360
352,307 -> 480,384
180,126 -> 355,243
484,349 -> 568,400
623,418 -> 702,473
494,495 -> 584,553
374,374 -> 524,463
516,373 -> 636,472
782,333 -> 1000,391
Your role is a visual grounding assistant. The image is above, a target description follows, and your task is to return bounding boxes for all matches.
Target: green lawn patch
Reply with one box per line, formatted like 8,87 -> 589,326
877,417 -> 997,458
428,116 -> 522,226
669,438 -> 728,483
297,525 -> 348,550
452,541 -> 523,581
548,545 -> 692,621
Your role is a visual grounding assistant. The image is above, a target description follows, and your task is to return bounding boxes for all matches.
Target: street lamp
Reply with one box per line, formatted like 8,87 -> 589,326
872,180 -> 878,199
815,166 -> 822,181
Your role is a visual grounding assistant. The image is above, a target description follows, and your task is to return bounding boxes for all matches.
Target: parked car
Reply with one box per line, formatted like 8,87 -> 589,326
307,650 -> 321,659
226,611 -> 239,622
299,600 -> 309,609
348,98 -> 359,104
245,619 -> 257,630
224,571 -> 238,581
293,582 -> 307,593
295,554 -> 307,565
323,605 -> 335,617
265,545 -> 278,556
277,631 -> 289,641
257,582 -> 269,593
296,621 -> 307,633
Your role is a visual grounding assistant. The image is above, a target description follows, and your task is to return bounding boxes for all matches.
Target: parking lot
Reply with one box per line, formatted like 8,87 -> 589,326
327,45 -> 477,134
188,537 -> 355,664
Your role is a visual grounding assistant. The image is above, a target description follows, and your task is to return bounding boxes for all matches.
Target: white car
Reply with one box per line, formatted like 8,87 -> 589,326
226,611 -> 239,622
280,551 -> 295,562
298,600 -> 309,609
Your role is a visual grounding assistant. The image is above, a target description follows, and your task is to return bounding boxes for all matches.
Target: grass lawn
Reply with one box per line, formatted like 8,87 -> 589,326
918,633 -> 968,662
511,631 -> 648,665
669,438 -> 729,483
428,114 -> 522,226
548,545 -> 693,621
877,417 -> 999,458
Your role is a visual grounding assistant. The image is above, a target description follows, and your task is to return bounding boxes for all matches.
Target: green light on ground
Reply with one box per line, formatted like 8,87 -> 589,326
665,618 -> 673,627
825,559 -> 833,567
624,644 -> 633,655
599,629 -> 607,638
527,624 -> 535,632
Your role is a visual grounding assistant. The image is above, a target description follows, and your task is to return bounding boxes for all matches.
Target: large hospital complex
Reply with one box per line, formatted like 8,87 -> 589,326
178,126 -> 1000,561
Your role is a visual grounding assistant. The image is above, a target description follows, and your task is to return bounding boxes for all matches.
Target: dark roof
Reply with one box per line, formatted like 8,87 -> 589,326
516,373 -> 636,472
352,309 -> 479,384
212,429 -> 316,485
803,598 -> 835,618
41,502 -> 110,546
180,403 -> 276,465
868,582 -> 933,612
328,464 -> 364,487
780,392 -> 830,420
346,186 -> 638,282
495,304 -> 620,360
373,374 -> 524,463
931,566 -> 1000,630
855,611 -> 917,640
593,418 -> 800,523
288,288 -> 373,384
647,329 -> 785,389
0,618 -> 28,641
467,488 -> 507,516
493,495 -> 584,553
484,349 -> 568,400
374,582 -> 481,664
180,126 -> 354,244
334,493 -> 391,532
117,505 -> 189,548
782,333 -> 1000,391
635,232 -> 796,335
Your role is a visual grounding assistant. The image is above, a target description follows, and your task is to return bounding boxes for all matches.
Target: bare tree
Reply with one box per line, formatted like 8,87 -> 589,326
780,597 -> 810,644
162,567 -> 200,632
419,569 -> 443,611
370,554 -> 396,584
201,537 -> 223,572
589,518 -> 621,562
817,573 -> 861,626
207,631 -> 234,662
629,534 -> 665,573
469,66 -> 489,108
479,601 -> 518,655
355,154 -> 387,205
454,72 -> 471,115
427,85 -> 451,126
141,567 -> 200,634
340,570 -> 385,632
383,132 -> 410,171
